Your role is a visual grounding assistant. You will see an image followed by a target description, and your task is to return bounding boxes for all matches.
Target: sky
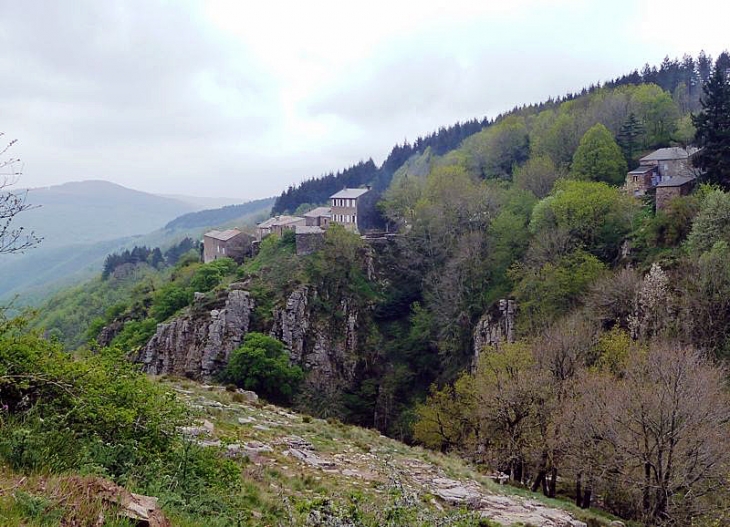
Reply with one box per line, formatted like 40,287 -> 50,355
1,0 -> 728,201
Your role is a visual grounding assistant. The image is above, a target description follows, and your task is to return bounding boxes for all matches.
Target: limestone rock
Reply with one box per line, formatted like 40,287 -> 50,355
286,448 -> 335,468
237,389 -> 259,403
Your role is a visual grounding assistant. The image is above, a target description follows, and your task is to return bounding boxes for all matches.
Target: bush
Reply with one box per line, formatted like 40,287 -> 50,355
150,283 -> 193,322
110,318 -> 158,350
190,258 -> 237,293
220,332 -> 303,405
0,316 -> 186,477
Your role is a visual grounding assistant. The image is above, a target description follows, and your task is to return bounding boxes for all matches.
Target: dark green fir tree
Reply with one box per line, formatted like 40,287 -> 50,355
692,62 -> 730,190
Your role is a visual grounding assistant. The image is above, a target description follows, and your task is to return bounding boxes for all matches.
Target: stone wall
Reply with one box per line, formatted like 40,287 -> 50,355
296,231 -> 325,255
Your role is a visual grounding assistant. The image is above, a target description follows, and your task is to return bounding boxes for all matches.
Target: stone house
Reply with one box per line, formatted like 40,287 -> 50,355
655,176 -> 696,210
304,207 -> 332,228
626,165 -> 659,196
203,229 -> 253,263
330,187 -> 370,232
256,215 -> 306,241
625,147 -> 699,196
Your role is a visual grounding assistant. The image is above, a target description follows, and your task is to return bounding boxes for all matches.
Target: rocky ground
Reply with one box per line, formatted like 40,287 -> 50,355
172,379 -> 623,527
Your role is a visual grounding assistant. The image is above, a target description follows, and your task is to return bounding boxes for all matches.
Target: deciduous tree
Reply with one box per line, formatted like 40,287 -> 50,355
0,134 -> 40,254
571,123 -> 628,185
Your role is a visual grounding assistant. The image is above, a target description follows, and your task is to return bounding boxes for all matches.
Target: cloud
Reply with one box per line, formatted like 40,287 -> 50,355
0,0 -> 278,195
1,0 -> 726,199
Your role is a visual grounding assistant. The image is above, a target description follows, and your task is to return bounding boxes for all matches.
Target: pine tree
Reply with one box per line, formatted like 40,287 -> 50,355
692,63 -> 730,190
617,113 -> 645,166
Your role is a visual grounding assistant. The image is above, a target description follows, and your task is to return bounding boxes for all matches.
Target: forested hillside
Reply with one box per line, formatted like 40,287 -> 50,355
272,52 -> 720,217
6,51 -> 730,526
164,196 -> 274,230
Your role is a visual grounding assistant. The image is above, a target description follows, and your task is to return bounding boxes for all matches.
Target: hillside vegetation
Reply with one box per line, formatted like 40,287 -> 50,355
6,51 -> 730,526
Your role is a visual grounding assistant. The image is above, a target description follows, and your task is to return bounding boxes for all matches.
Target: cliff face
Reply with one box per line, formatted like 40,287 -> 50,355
131,283 -> 364,395
473,299 -> 516,362
133,289 -> 254,379
269,286 -> 361,393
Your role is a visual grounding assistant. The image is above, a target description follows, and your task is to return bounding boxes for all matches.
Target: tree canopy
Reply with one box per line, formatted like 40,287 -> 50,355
692,63 -> 730,189
571,123 -> 627,185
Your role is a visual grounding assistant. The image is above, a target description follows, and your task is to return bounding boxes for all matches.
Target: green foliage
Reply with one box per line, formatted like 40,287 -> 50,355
306,225 -> 377,310
692,63 -> 730,189
189,258 -> 237,293
0,316 -> 186,477
220,332 -> 303,404
530,180 -> 637,261
686,189 -> 730,253
571,123 -> 627,185
513,155 -> 562,198
32,267 -> 162,350
110,318 -> 158,350
463,116 -> 529,179
512,249 -> 606,330
150,283 -> 193,322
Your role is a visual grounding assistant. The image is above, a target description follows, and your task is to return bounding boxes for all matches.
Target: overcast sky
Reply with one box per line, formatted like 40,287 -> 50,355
1,0 -> 728,200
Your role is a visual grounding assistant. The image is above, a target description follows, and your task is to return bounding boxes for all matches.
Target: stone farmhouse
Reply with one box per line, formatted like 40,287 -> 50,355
330,187 -> 370,233
253,187 -> 372,255
256,215 -> 306,241
624,147 -> 700,209
203,229 -> 253,263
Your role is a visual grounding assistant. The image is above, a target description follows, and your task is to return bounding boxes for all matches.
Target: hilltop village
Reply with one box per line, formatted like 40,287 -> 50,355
205,145 -> 702,264
203,185 -> 378,261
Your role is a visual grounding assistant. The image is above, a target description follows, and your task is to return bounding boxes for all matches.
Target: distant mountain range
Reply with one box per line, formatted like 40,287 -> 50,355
19,180 -> 196,249
0,180 -> 272,305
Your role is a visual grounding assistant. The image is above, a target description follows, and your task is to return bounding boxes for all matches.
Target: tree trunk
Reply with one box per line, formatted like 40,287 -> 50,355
581,486 -> 592,509
531,470 -> 546,493
548,467 -> 557,498
575,472 -> 583,507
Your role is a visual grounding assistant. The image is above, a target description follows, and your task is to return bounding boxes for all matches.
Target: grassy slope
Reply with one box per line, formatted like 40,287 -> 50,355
0,377 -> 625,526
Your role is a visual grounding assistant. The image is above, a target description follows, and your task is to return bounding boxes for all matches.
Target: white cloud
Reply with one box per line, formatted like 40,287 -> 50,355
0,0 -> 726,199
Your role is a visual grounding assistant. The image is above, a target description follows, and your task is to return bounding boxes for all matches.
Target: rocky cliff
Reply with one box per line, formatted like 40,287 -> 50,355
269,286 -> 360,395
132,288 -> 254,379
473,299 -> 516,363
131,283 -> 365,397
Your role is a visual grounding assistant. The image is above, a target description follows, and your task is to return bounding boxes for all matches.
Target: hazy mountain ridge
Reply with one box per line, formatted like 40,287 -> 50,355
0,181 -> 274,305
19,180 -> 195,248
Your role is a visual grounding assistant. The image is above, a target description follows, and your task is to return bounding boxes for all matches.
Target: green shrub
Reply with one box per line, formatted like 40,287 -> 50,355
150,283 -> 193,321
189,258 -> 237,293
0,317 -> 186,478
220,332 -> 303,405
110,318 -> 158,350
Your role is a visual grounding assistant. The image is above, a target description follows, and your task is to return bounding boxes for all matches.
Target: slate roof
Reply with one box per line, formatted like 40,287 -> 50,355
295,225 -> 325,234
303,207 -> 332,218
640,147 -> 699,163
628,165 -> 657,175
656,176 -> 695,188
330,188 -> 369,199
257,215 -> 303,228
204,229 -> 243,241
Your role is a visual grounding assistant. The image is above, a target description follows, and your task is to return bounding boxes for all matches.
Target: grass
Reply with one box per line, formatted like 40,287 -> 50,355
0,376 -> 626,526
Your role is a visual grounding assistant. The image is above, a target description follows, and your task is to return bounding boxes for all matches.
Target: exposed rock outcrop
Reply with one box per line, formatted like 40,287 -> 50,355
473,299 -> 516,363
270,287 -> 361,393
133,289 -> 254,379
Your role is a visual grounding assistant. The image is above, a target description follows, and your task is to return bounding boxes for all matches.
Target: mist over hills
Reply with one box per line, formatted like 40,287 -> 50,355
19,180 -> 196,248
0,180 -> 272,304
